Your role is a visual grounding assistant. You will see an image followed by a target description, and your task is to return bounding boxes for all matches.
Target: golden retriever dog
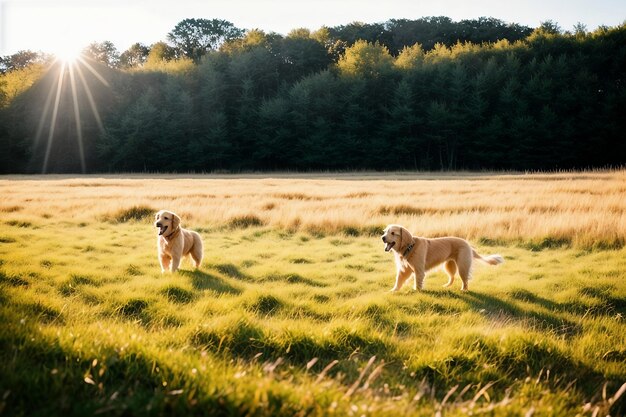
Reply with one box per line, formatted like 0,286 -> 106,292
381,224 -> 503,291
154,210 -> 203,273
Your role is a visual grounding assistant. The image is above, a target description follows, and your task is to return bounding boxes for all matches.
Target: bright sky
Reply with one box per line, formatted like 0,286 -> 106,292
1,0 -> 625,56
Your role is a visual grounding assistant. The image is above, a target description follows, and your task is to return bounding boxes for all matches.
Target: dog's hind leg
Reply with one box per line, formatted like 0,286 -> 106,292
189,233 -> 203,268
190,245 -> 202,268
190,234 -> 203,268
443,260 -> 457,288
457,250 -> 473,291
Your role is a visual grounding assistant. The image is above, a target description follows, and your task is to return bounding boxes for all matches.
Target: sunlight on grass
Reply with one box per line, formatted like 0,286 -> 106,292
0,172 -> 625,416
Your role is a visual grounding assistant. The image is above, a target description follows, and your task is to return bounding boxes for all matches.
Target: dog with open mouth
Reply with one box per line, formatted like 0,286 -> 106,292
381,224 -> 503,291
154,210 -> 203,272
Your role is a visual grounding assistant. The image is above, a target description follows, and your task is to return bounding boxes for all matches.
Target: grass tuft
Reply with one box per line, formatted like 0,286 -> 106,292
247,295 -> 284,316
29,301 -> 63,324
0,271 -> 29,287
227,214 -> 265,229
478,237 -> 507,246
6,220 -> 33,228
0,205 -> 23,212
59,274 -> 97,296
125,264 -> 143,276
508,288 -> 538,302
522,237 -> 571,251
116,298 -> 150,320
105,205 -> 155,223
160,285 -> 195,304
378,205 -> 425,216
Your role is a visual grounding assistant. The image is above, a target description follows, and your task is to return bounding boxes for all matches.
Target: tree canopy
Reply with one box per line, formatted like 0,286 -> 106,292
167,18 -> 245,62
1,17 -> 625,173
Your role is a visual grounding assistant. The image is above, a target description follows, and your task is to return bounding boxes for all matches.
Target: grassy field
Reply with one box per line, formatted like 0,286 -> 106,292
1,171 -> 625,416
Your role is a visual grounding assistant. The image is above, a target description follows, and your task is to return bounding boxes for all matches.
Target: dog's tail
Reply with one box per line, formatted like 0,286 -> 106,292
472,249 -> 504,265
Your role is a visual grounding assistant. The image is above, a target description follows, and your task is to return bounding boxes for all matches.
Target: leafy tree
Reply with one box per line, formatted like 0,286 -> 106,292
311,26 -> 347,61
456,17 -> 532,44
256,96 -> 293,168
146,42 -> 177,64
293,70 -> 342,168
192,57 -> 231,169
386,17 -> 455,52
0,50 -> 46,74
280,31 -> 331,81
119,43 -> 150,68
227,44 -> 281,97
167,18 -> 244,62
98,86 -> 159,171
0,63 -> 47,104
221,29 -> 284,56
0,79 -> 6,108
83,41 -> 120,68
337,40 -> 394,78
537,20 -> 562,35
384,77 -> 423,168
573,22 -> 588,38
328,21 -> 392,49
395,44 -> 425,70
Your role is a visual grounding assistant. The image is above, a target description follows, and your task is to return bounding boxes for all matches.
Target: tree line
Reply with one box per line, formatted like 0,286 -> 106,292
0,17 -> 624,173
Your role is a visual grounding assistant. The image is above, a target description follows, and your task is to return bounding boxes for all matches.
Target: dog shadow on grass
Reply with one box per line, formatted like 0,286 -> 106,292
179,269 -> 242,295
429,289 -> 582,337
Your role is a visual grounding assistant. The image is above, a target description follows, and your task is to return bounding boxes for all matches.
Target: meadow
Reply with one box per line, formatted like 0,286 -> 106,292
1,171 -> 625,416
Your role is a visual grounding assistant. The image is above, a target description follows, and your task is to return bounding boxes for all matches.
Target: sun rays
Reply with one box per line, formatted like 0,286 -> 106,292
37,53 -> 108,173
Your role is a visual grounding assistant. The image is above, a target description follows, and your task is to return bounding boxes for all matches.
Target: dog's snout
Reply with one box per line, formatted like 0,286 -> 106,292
381,236 -> 387,243
156,222 -> 162,227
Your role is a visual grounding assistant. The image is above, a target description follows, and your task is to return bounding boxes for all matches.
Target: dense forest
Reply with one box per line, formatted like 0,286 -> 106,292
0,17 -> 625,173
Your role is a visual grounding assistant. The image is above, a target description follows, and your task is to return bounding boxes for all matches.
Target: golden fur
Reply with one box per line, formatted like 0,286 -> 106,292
381,224 -> 503,291
154,210 -> 203,272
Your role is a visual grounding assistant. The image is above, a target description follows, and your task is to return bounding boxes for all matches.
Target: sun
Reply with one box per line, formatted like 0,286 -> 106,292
52,45 -> 83,64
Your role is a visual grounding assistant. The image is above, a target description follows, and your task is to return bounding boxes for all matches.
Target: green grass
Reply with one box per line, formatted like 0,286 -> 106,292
1,217 -> 625,416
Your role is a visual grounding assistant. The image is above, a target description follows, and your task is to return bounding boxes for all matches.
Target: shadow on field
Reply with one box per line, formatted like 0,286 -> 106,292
180,270 -> 242,295
414,291 -> 608,396
261,272 -> 328,287
0,308 -> 243,416
213,263 -> 252,281
455,291 -> 583,337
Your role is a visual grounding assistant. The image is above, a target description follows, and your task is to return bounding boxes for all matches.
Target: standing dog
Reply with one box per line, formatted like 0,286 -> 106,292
154,210 -> 203,272
381,224 -> 503,291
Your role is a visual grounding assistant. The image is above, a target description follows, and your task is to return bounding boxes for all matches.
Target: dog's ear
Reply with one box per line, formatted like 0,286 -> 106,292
172,213 -> 181,230
401,226 -> 413,239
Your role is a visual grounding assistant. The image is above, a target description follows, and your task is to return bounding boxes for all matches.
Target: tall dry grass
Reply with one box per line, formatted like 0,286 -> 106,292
1,170 -> 625,248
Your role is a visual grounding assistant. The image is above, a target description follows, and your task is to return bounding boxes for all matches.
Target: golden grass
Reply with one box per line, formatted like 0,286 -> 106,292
1,170 -> 625,248
1,171 -> 625,416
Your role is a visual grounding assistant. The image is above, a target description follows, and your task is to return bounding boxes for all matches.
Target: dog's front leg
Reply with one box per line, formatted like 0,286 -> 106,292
390,268 -> 411,292
170,255 -> 182,272
159,254 -> 171,273
414,269 -> 426,290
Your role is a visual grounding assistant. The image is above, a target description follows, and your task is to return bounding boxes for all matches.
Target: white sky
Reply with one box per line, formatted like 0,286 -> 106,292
1,0 -> 625,56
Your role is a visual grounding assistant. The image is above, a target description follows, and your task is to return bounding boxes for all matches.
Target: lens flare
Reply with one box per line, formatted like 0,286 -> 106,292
52,45 -> 83,65
38,50 -> 108,173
